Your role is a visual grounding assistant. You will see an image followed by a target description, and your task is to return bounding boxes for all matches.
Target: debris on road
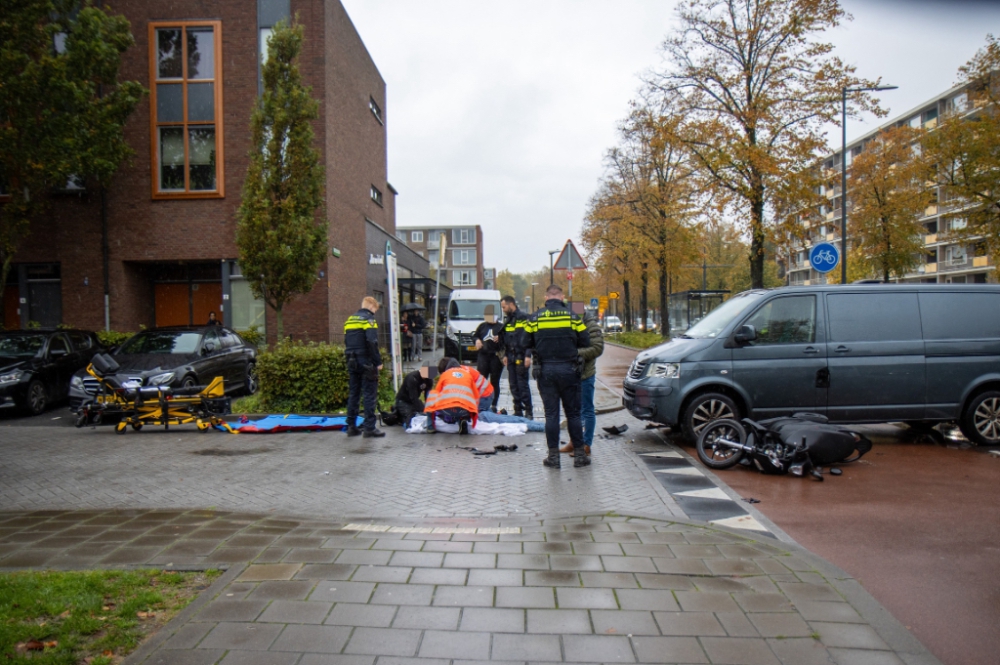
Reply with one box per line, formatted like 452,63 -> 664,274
602,424 -> 629,436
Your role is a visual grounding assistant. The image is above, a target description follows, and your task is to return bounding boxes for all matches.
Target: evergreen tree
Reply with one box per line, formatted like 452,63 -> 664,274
236,18 -> 326,341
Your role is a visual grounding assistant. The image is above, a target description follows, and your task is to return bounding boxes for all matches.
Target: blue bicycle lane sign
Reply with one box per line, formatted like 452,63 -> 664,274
809,242 -> 840,274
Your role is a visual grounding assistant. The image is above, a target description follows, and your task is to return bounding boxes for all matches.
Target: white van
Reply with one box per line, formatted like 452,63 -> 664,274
445,289 -> 502,363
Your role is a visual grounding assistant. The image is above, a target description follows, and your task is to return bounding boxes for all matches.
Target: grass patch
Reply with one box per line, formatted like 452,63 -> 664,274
1,569 -> 220,664
607,331 -> 669,350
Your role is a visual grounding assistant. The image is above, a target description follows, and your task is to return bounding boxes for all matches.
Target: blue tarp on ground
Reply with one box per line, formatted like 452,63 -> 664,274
235,415 -> 348,433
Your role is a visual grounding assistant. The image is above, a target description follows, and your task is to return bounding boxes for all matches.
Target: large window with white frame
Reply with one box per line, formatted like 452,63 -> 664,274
150,21 -> 224,198
452,248 -> 477,266
452,228 -> 476,245
452,270 -> 476,286
411,231 -> 423,243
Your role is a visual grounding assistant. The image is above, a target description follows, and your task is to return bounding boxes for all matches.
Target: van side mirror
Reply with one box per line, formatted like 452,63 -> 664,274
734,324 -> 757,344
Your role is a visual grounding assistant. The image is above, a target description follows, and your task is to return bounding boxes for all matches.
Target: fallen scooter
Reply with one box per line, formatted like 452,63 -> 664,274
74,353 -> 233,434
696,413 -> 873,480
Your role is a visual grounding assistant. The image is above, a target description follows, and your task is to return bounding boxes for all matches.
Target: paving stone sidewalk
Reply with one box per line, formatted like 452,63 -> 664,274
0,509 -> 940,665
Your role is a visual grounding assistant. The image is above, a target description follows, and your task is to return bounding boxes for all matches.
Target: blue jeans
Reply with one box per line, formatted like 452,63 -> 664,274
581,374 -> 596,447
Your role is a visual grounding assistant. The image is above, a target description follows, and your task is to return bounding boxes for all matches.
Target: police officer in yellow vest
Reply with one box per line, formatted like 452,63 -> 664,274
525,284 -> 590,468
500,295 -> 533,419
344,296 -> 385,438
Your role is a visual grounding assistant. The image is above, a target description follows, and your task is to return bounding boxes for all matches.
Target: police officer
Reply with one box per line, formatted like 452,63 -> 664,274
500,295 -> 533,419
344,296 -> 385,438
525,284 -> 590,468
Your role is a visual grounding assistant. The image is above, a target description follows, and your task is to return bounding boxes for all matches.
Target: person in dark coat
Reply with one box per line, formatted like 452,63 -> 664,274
207,311 -> 221,326
408,310 -> 426,361
500,296 -> 533,418
394,364 -> 438,427
473,305 -> 504,412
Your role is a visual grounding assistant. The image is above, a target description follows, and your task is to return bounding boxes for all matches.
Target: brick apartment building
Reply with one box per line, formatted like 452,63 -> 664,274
395,225 -> 486,289
2,0 -> 429,343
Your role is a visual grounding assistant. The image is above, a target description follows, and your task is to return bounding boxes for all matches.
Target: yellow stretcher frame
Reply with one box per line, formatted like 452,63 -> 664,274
78,362 -> 237,435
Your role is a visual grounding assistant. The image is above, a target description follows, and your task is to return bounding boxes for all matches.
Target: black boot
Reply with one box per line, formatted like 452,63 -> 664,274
573,452 -> 591,467
525,409 -> 534,420
363,428 -> 386,438
346,426 -> 361,437
458,419 -> 471,435
543,450 -> 561,468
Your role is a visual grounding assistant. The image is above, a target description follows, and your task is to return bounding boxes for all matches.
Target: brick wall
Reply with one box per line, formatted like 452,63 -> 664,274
10,0 -> 392,344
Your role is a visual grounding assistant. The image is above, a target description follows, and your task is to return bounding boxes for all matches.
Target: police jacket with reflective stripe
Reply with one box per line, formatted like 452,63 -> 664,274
526,299 -> 590,364
344,308 -> 382,365
502,308 -> 532,359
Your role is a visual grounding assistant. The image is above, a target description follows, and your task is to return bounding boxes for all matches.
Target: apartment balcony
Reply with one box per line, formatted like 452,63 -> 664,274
427,240 -> 440,250
925,233 -> 938,245
924,205 -> 938,217
924,263 -> 938,274
973,256 -> 991,268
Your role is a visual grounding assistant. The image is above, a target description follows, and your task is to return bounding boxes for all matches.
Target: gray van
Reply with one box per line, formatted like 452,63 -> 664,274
623,284 -> 1000,445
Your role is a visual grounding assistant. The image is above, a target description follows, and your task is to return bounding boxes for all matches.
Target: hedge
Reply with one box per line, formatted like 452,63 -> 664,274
608,331 -> 669,350
95,330 -> 136,348
256,339 -> 395,414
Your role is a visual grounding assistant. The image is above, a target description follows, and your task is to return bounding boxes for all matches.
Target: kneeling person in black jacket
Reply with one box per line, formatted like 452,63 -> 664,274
395,364 -> 438,428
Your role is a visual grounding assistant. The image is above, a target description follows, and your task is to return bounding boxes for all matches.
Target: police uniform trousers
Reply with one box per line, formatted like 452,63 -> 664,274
537,362 -> 585,451
346,355 -> 378,431
477,353 -> 503,410
506,356 -> 533,415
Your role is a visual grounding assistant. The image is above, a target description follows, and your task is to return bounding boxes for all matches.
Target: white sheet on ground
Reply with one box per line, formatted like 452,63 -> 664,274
406,415 -> 527,436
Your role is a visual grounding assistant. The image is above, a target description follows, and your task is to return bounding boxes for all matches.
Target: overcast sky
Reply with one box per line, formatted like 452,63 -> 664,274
340,0 -> 1000,274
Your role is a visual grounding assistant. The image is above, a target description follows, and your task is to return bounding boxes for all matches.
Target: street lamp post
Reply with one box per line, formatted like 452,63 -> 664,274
530,282 -> 539,311
841,84 -> 898,283
548,250 -> 559,286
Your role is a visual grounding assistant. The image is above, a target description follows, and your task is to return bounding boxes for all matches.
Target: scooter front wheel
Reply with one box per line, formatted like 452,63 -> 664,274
696,419 -> 747,469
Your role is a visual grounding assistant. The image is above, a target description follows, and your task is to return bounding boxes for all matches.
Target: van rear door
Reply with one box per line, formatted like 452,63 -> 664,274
825,291 -> 925,421
731,293 -> 828,417
919,291 -> 1000,419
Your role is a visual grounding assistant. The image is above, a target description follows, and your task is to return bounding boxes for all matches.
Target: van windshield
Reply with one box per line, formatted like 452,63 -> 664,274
449,300 -> 501,321
683,291 -> 767,339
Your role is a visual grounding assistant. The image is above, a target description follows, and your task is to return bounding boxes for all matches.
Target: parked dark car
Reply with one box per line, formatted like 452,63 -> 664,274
623,284 -> 1000,445
0,329 -> 105,415
68,326 -> 257,412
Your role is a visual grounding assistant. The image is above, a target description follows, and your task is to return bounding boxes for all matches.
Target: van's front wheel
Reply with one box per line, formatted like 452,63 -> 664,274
682,392 -> 739,442
960,391 -> 1000,445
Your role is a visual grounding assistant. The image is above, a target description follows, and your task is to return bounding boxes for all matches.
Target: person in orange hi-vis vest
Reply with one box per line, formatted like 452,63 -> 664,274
424,358 -> 493,434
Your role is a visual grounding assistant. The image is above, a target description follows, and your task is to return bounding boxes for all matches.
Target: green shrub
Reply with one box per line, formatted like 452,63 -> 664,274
96,330 -> 136,348
256,339 -> 395,414
608,331 -> 669,350
238,324 -> 264,348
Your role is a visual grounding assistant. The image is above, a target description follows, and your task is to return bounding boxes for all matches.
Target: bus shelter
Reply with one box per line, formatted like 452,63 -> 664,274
668,290 -> 729,336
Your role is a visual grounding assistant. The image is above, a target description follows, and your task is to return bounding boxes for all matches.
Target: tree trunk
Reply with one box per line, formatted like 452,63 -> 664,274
275,306 -> 284,341
658,252 -> 669,339
640,263 -> 648,332
750,175 -> 766,289
623,280 -> 632,333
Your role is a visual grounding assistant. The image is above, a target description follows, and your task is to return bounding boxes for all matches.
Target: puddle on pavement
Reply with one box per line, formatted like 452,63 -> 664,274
191,447 -> 273,456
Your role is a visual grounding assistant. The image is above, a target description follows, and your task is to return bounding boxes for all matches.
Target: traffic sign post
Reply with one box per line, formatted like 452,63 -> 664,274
809,242 -> 840,275
608,291 -> 619,299
553,240 -> 587,302
590,298 -> 599,308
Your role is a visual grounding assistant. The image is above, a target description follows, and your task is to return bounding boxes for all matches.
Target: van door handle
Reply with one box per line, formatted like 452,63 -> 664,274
834,345 -> 850,353
803,347 -> 819,354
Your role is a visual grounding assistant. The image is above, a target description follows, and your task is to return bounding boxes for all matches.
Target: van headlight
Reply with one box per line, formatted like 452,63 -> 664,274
648,363 -> 680,379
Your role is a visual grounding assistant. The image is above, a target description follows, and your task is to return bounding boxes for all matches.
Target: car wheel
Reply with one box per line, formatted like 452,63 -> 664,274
244,362 -> 258,396
683,392 -> 739,442
960,390 -> 1000,446
696,419 -> 746,469
25,380 -> 48,416
182,375 -> 198,391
